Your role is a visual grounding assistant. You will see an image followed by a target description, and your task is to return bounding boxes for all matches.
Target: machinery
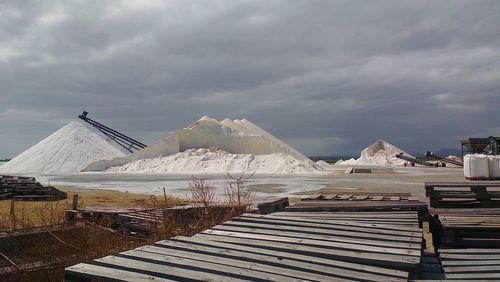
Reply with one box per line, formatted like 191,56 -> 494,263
78,111 -> 147,153
461,137 -> 500,157
424,151 -> 463,167
395,153 -> 438,167
395,152 -> 461,167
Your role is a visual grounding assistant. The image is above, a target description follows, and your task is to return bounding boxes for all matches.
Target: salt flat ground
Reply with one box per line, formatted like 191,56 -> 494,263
32,166 -> 464,203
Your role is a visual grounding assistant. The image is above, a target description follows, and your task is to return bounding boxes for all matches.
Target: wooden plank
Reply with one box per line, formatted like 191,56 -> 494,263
228,218 -> 422,243
203,229 -> 421,257
216,221 -> 422,250
289,200 -> 425,207
198,231 -> 420,270
425,182 -> 500,187
260,214 -> 421,231
272,211 -> 419,218
139,245 -> 351,282
64,263 -> 175,282
173,236 -> 409,279
441,260 -> 500,267
269,216 -> 418,224
323,194 -> 336,200
254,217 -> 420,232
431,208 -> 500,215
268,219 -> 419,226
94,254 -> 249,282
444,265 -> 500,274
440,253 -> 500,260
117,249 -> 307,282
445,272 -> 500,280
153,239 -> 407,282
236,214 -> 423,236
440,248 -> 500,254
337,194 -> 353,200
306,194 -> 323,200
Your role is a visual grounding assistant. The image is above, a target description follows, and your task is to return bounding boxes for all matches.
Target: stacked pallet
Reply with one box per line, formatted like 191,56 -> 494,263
431,208 -> 500,248
116,205 -> 244,234
65,211 -> 423,281
425,181 -> 500,208
286,193 -> 427,218
300,192 -> 414,201
0,175 -> 66,201
438,248 -> 500,280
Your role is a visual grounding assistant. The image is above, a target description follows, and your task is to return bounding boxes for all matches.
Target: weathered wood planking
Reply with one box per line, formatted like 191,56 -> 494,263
430,208 -> 500,248
158,238 -> 408,281
300,192 -> 413,201
0,175 -> 66,201
64,211 -> 422,281
214,221 -> 422,249
271,211 -> 419,225
65,263 -> 176,282
286,200 -> 428,213
172,236 -> 408,279
439,248 -> 500,280
425,181 -> 500,208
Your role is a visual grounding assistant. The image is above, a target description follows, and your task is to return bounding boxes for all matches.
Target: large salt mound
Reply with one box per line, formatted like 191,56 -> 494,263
0,121 -> 126,174
106,148 -> 320,174
84,116 -> 322,174
335,140 -> 413,167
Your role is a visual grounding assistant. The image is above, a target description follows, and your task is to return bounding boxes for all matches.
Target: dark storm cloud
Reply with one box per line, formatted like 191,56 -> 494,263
1,0 -> 500,157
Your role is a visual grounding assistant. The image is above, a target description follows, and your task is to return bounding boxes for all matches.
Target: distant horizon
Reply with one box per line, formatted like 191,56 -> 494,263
0,116 -> 464,160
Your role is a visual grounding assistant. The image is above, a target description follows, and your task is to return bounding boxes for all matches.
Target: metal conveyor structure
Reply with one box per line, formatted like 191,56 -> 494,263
395,153 -> 437,167
78,111 -> 147,153
424,151 -> 463,167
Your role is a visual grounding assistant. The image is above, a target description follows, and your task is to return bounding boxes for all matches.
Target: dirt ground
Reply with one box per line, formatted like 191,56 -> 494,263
292,166 -> 464,202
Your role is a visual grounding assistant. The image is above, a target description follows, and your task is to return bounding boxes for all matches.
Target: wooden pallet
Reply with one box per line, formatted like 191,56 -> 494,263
0,175 -> 66,201
439,248 -> 500,280
301,192 -> 414,201
118,205 -> 249,234
430,208 -> 500,248
65,211 -> 423,281
287,197 -> 426,212
425,181 -> 500,208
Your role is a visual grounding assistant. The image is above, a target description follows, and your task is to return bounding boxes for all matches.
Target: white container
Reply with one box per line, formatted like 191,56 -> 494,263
463,154 -> 490,180
488,155 -> 500,180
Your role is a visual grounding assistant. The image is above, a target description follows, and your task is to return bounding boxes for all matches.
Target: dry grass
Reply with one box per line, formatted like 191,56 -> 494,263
0,187 -> 161,230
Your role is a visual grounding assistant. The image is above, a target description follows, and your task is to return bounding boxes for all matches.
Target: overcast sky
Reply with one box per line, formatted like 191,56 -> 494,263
1,0 -> 500,158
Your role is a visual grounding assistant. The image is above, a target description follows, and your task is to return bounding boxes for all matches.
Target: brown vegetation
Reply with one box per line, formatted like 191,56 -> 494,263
0,175 -> 253,281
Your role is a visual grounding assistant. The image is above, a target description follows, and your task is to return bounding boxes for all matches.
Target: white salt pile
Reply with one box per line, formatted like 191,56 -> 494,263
335,140 -> 413,167
85,116 -> 322,174
315,160 -> 332,168
106,147 -> 319,174
0,121 -> 126,174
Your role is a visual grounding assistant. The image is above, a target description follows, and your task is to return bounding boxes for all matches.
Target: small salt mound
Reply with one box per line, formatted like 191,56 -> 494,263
0,121 -> 126,174
105,148 -> 320,174
335,140 -> 413,167
315,160 -> 331,168
85,116 -> 319,173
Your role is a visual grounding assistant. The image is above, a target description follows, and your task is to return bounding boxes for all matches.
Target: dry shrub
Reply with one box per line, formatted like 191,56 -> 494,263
190,176 -> 216,208
224,172 -> 254,211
